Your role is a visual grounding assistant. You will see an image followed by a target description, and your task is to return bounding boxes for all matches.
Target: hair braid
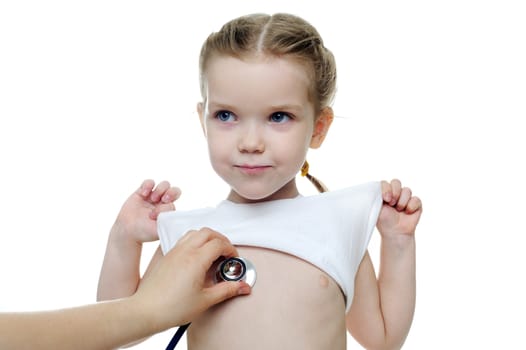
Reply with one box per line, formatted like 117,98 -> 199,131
301,160 -> 328,193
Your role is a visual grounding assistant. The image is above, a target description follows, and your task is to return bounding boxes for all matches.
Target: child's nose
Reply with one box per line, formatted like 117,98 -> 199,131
238,123 -> 265,153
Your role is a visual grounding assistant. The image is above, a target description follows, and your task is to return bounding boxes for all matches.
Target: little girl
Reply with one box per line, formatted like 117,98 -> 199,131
98,13 -> 422,349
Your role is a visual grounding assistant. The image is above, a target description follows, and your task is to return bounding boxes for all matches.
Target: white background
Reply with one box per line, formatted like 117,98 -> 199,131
1,1 -> 525,348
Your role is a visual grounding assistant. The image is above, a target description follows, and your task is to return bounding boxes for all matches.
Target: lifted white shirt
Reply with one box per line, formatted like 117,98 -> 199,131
158,181 -> 382,311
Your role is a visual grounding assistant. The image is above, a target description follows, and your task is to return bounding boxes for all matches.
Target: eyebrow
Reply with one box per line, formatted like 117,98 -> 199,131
208,101 -> 304,114
207,101 -> 237,111
268,104 -> 304,114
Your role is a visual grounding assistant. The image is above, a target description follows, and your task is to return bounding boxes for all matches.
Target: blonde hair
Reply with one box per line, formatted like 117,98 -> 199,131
198,13 -> 335,192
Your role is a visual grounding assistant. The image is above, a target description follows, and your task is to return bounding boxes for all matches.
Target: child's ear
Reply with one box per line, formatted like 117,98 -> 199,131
197,102 -> 206,136
310,107 -> 334,149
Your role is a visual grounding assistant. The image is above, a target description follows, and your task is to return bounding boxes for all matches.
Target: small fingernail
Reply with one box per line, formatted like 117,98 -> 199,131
162,194 -> 171,202
238,285 -> 251,295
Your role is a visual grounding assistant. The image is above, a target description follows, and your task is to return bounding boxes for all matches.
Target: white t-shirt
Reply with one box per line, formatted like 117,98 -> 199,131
158,181 -> 383,311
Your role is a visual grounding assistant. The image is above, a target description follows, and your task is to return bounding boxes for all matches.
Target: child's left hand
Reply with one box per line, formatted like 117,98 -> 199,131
377,179 -> 422,238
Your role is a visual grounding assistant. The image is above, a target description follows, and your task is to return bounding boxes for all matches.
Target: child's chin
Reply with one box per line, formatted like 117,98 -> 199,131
230,188 -> 279,203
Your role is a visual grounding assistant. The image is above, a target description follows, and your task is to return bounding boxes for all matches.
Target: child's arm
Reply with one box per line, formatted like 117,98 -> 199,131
347,179 -> 422,350
97,179 -> 181,301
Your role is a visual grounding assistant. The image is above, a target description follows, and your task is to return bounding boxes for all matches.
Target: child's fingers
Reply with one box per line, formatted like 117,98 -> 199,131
396,187 -> 412,211
406,196 -> 423,214
149,203 -> 176,219
389,179 -> 402,206
381,179 -> 403,206
137,179 -> 155,197
150,181 -> 171,202
381,180 -> 392,203
161,186 -> 182,204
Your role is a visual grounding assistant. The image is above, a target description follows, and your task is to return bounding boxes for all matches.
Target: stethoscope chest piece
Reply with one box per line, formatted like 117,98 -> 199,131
166,256 -> 257,350
215,257 -> 256,287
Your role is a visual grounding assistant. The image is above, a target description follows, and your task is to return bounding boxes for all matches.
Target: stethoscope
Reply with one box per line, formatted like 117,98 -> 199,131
165,256 -> 256,350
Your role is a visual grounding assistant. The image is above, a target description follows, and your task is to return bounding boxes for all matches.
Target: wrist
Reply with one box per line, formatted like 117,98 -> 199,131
126,292 -> 172,335
109,221 -> 143,248
381,234 -> 415,251
111,297 -> 158,344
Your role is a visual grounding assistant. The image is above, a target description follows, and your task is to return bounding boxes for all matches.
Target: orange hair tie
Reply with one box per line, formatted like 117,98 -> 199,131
300,161 -> 310,177
300,160 -> 328,193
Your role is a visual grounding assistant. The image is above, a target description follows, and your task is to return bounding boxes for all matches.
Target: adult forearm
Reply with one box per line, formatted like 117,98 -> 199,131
378,235 -> 416,348
0,298 -> 156,350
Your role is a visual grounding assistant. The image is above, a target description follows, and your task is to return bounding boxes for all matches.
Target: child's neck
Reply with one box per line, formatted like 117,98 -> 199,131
227,179 -> 300,204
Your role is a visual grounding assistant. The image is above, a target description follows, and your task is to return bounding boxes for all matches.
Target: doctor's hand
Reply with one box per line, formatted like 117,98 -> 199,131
0,229 -> 250,350
132,228 -> 252,331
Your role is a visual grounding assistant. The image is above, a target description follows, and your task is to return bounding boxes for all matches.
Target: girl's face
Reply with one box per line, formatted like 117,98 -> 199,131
198,55 -> 331,203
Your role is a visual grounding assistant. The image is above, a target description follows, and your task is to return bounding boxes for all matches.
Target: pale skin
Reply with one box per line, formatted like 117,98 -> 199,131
0,229 -> 250,350
98,55 -> 422,349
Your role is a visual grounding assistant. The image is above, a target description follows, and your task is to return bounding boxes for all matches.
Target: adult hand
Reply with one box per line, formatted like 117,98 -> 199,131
132,227 -> 252,332
0,229 -> 249,350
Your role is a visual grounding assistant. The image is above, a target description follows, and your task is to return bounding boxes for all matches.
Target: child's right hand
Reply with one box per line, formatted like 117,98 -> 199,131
111,179 -> 181,244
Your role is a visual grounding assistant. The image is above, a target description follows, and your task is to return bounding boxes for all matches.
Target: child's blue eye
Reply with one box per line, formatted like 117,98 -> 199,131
270,112 -> 291,123
216,111 -> 235,122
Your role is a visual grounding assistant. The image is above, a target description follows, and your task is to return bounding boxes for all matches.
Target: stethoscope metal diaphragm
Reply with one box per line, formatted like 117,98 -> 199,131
215,257 -> 256,287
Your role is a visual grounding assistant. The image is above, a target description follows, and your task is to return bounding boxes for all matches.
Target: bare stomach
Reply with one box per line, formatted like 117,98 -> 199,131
187,247 -> 347,350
